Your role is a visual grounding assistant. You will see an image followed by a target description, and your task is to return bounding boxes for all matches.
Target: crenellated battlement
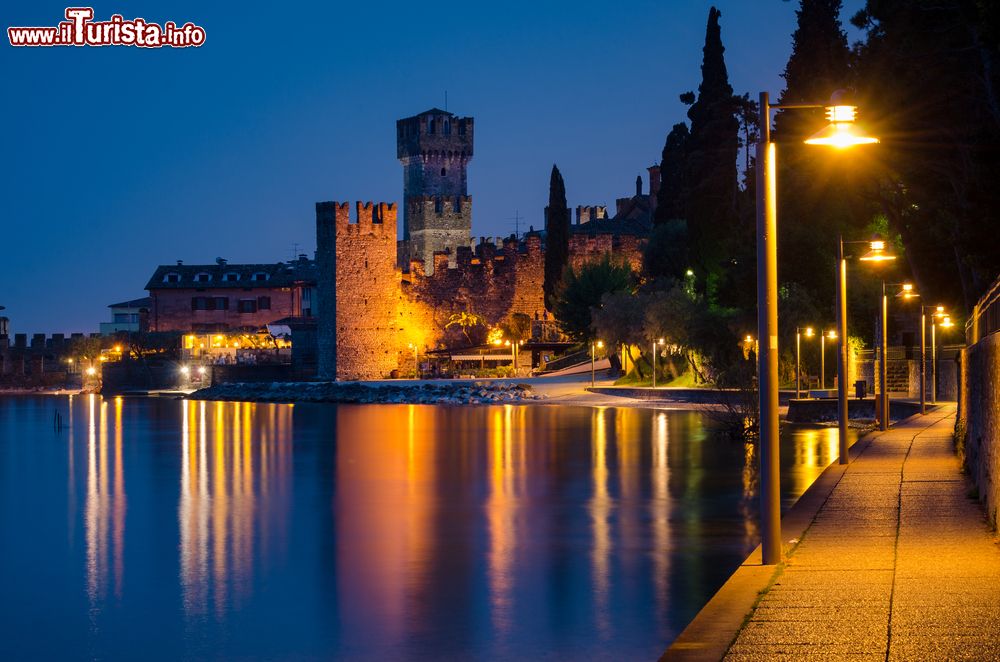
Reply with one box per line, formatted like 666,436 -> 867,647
575,205 -> 609,225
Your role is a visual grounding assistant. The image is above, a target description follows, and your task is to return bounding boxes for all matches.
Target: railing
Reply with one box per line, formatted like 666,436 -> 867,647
967,273 -> 1000,345
538,348 -> 588,373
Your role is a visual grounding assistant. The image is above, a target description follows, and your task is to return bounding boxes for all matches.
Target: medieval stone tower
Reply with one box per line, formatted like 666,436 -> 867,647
396,108 -> 474,273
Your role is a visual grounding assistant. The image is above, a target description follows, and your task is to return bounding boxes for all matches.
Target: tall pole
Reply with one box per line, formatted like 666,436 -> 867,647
652,340 -> 657,389
920,310 -> 926,414
756,92 -> 781,565
590,343 -> 595,388
880,280 -> 889,431
796,331 -> 801,399
931,323 -> 937,404
821,333 -> 826,390
836,237 -> 849,464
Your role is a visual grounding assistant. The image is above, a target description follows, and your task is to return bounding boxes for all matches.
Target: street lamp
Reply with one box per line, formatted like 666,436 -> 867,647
756,90 -> 878,565
931,308 -> 952,403
836,236 -> 896,463
820,329 -> 836,389
590,340 -> 604,388
795,326 -> 815,399
652,337 -> 664,388
916,304 -> 945,414
408,342 -> 419,378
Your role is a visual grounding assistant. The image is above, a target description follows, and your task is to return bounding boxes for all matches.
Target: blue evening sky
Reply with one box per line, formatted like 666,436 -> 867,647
2,1 -> 864,333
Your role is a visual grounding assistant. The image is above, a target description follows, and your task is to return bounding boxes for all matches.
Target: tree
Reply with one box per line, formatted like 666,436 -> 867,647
500,312 -> 532,343
851,1 -> 1000,310
653,122 -> 690,227
591,291 -> 649,377
682,7 -> 740,293
643,219 -> 688,282
445,311 -> 486,346
772,0 -> 859,313
543,164 -> 570,310
552,257 -> 634,342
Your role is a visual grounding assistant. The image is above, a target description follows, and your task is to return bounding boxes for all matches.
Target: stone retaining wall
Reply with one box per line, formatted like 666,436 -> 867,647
957,331 -> 1000,527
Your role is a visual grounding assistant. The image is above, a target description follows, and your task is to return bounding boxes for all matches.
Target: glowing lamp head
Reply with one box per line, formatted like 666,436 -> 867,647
657,337 -> 665,345
941,316 -> 954,328
805,92 -> 879,148
744,335 -> 754,344
827,330 -> 837,339
180,366 -> 190,376
596,340 -> 604,349
935,306 -> 946,316
685,269 -> 694,277
85,367 -> 96,376
804,327 -> 815,337
197,366 -> 206,375
859,237 -> 897,263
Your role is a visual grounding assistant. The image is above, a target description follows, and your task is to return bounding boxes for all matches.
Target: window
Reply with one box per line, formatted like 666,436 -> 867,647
458,120 -> 466,136
195,272 -> 211,283
257,296 -> 271,310
223,272 -> 240,282
428,117 -> 435,134
191,297 -> 214,311
443,119 -> 451,135
214,297 -> 229,310
251,272 -> 269,282
113,313 -> 130,323
440,167 -> 446,176
434,198 -> 443,213
163,272 -> 180,283
238,299 -> 257,314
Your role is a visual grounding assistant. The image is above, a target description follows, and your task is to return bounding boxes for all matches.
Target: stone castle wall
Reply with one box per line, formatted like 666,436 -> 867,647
317,202 -> 645,380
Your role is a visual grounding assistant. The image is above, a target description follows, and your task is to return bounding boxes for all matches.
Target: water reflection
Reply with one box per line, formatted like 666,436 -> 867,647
83,394 -> 126,611
0,396 -> 857,660
178,400 -> 292,619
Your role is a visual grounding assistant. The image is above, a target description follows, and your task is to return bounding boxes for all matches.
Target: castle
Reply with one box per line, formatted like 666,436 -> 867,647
316,108 -> 653,380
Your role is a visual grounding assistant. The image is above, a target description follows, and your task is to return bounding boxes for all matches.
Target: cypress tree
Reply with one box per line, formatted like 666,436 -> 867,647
683,7 -> 739,292
653,122 -> 690,226
544,164 -> 570,310
772,0 -> 855,306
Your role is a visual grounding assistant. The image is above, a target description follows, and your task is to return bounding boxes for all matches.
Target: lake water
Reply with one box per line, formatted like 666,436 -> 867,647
0,395 -> 854,660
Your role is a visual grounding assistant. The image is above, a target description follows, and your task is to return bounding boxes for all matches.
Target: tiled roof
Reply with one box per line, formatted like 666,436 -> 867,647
145,259 -> 317,290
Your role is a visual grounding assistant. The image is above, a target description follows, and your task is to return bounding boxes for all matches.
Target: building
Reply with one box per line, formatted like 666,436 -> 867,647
397,108 -> 474,273
145,256 -> 317,333
0,305 -> 7,337
314,109 -> 653,381
99,297 -> 151,335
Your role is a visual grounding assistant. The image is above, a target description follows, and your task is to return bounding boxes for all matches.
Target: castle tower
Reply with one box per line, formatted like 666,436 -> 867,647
397,108 -> 474,274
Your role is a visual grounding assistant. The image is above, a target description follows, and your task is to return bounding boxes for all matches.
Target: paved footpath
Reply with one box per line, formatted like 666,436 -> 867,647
668,405 -> 1000,661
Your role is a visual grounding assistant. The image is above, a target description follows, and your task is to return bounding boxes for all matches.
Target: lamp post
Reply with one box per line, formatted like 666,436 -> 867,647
408,343 -> 419,378
795,326 -> 814,399
652,337 -> 664,388
755,91 -> 877,565
917,304 -> 944,414
820,329 -> 836,389
590,340 -> 604,388
931,310 -> 952,403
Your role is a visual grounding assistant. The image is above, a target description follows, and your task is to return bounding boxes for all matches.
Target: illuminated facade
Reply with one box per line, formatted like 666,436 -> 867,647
144,257 -> 316,333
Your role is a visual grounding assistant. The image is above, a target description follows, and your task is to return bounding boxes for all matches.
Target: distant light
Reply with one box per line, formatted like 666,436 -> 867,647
596,340 -> 604,348
85,367 -> 96,376
685,269 -> 694,277
180,366 -> 190,376
658,338 -> 665,345
197,366 -> 207,375
744,335 -> 754,343
804,327 -> 814,337
827,330 -> 837,339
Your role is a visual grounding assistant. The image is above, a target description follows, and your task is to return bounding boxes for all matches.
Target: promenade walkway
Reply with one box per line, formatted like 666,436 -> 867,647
666,405 -> 1000,661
